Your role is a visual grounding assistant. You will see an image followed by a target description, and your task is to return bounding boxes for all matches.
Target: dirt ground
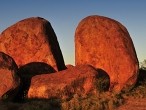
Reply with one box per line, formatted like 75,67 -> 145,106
117,98 -> 146,110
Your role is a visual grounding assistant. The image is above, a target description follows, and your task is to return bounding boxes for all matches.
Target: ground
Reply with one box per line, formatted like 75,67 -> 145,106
117,98 -> 146,110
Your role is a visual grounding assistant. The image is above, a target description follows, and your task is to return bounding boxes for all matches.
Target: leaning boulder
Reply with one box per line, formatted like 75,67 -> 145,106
0,52 -> 19,100
75,15 -> 139,92
28,65 -> 110,99
0,17 -> 66,71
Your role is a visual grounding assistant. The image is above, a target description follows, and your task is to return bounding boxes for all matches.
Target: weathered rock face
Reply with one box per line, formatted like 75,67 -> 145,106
75,15 -> 139,92
28,65 -> 110,99
0,17 -> 66,71
15,62 -> 56,101
0,52 -> 19,100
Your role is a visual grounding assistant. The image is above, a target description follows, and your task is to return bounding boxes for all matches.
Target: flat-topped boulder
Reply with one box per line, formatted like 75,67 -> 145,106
28,65 -> 110,99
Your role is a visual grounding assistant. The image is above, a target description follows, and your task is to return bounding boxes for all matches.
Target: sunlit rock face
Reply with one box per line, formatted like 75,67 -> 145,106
75,15 -> 139,92
28,65 -> 110,99
0,17 -> 66,71
0,52 -> 19,100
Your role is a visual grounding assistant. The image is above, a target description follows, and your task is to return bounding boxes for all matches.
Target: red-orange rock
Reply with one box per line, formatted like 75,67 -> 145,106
15,62 -> 56,101
0,17 -> 66,71
28,65 -> 109,99
75,15 -> 139,92
0,52 -> 19,100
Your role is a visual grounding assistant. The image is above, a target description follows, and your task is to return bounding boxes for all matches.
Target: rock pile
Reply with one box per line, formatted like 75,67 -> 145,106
0,16 -> 139,101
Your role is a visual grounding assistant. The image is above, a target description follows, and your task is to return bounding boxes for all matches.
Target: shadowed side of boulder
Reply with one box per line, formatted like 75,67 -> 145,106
15,62 -> 56,101
0,52 -> 19,101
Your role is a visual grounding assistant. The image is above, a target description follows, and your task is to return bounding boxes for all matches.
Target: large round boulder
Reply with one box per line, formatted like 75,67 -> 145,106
0,17 -> 66,71
75,15 -> 139,92
0,52 -> 19,100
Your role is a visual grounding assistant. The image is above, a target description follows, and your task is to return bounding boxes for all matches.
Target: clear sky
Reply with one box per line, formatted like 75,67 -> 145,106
0,0 -> 146,65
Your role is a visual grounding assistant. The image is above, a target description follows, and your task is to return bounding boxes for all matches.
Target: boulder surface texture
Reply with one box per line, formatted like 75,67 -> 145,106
75,15 -> 139,92
0,17 -> 66,71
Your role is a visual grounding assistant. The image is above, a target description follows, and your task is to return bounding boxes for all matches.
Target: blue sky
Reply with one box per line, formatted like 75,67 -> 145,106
0,0 -> 146,65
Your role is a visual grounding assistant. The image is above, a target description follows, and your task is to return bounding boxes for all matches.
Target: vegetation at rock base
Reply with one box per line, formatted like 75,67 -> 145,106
122,68 -> 146,99
0,92 -> 124,110
0,65 -> 146,110
121,60 -> 146,99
